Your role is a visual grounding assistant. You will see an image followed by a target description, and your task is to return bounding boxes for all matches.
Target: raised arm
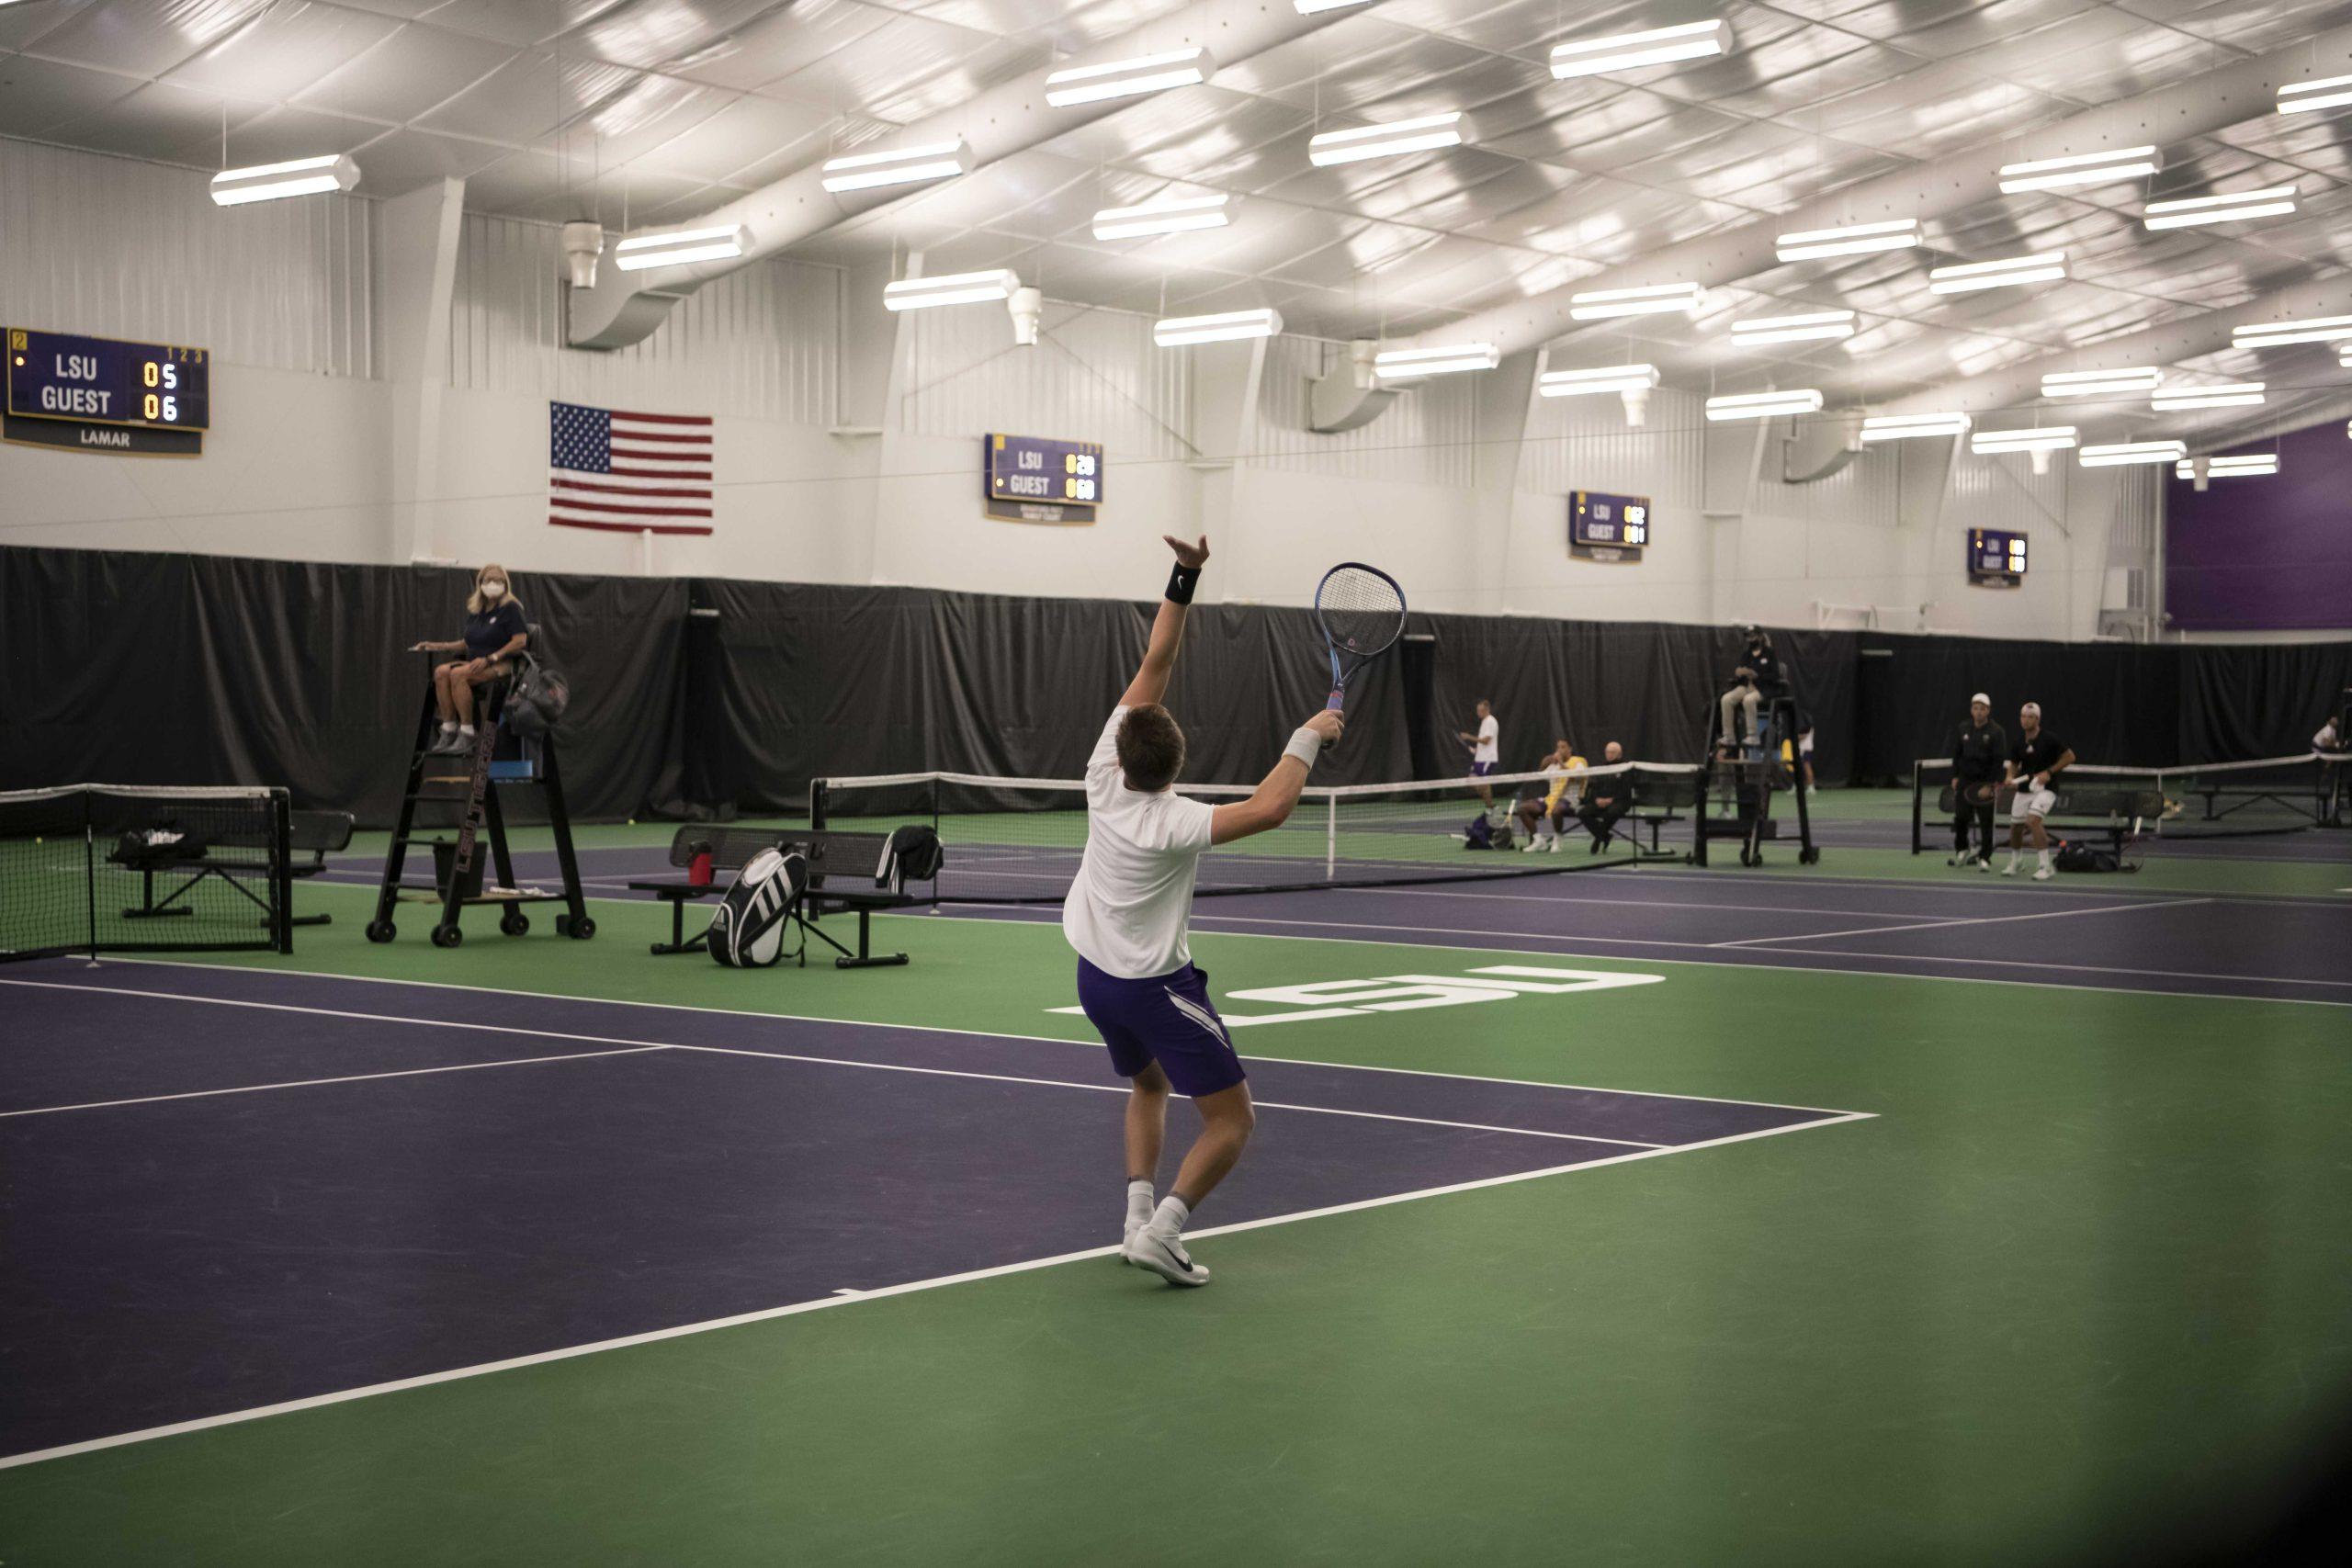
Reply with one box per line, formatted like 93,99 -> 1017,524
1211,709 -> 1343,845
1118,535 -> 1210,709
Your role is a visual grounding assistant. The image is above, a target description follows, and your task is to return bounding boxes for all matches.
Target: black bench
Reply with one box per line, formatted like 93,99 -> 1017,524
627,826 -> 929,968
1939,782 -> 2165,859
115,809 -> 355,929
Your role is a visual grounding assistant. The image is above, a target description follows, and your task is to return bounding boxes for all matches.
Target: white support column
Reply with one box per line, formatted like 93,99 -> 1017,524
378,177 -> 465,564
1182,334 -> 1267,595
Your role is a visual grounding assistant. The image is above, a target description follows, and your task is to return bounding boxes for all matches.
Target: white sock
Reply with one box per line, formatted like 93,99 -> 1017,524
456,724 -> 475,738
1148,1194 -> 1191,1237
437,720 -> 457,734
2005,851 -> 2019,868
1125,1179 -> 1154,1228
2038,849 -> 2052,870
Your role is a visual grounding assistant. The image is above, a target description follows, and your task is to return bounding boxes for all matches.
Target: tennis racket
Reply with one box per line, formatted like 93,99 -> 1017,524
1314,562 -> 1408,720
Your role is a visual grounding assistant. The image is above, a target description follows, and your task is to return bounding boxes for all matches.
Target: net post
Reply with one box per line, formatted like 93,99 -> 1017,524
1909,761 -> 1924,855
808,779 -> 828,832
271,788 -> 294,954
1325,792 -> 1338,879
83,786 -> 98,962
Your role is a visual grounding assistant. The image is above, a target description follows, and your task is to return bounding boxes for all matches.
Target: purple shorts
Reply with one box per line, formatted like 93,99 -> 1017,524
1470,761 -> 1497,777
1075,958 -> 1247,1099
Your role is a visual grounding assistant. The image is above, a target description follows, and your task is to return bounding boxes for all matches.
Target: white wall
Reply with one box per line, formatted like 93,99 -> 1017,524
0,136 -> 2148,640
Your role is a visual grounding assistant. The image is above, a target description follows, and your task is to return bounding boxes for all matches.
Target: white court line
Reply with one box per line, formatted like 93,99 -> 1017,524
0,976 -> 1688,1142
674,1043 -> 1665,1149
1307,882 -> 2145,922
86,958 -> 1862,1115
0,1047 -> 668,1119
0,1109 -> 1870,1473
1710,897 -> 2211,948
979,908 -> 2352,1002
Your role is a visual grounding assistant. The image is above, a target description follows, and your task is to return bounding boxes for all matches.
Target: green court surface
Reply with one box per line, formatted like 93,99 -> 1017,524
4,866 -> 2349,1566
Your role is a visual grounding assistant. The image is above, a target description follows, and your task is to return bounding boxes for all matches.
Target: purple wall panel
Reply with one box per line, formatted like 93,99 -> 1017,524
2165,420 -> 2352,631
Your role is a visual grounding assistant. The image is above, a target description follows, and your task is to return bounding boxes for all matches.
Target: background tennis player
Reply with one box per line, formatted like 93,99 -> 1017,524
1066,534 -> 1344,1287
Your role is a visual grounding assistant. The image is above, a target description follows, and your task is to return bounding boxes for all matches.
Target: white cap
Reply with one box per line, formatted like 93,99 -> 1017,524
1971,692 -> 1990,705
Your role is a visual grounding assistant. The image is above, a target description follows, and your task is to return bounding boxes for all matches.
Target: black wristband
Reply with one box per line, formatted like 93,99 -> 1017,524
1166,563 -> 1202,605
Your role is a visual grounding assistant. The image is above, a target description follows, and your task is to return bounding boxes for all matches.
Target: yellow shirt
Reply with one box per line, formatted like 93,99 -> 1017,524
1544,755 -> 1588,809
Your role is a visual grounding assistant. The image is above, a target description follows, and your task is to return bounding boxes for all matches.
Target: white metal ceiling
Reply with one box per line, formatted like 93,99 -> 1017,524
2,0 -> 2346,434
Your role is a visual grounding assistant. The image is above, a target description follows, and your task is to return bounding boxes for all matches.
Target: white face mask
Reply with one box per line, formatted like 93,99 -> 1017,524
481,580 -> 505,601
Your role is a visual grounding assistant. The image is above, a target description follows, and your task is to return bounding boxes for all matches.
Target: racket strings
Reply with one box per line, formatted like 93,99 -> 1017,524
1317,567 -> 1406,655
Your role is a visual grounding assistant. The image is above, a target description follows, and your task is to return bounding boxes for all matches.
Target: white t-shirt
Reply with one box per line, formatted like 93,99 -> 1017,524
1473,716 -> 1499,764
2317,721 -> 2341,753
1061,707 -> 1218,980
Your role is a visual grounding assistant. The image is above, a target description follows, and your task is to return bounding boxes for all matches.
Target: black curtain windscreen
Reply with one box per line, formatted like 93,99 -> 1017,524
2,547 -> 685,826
5,545 -> 2346,824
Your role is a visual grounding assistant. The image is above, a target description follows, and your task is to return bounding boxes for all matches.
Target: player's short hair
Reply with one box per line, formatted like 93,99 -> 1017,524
1118,704 -> 1187,792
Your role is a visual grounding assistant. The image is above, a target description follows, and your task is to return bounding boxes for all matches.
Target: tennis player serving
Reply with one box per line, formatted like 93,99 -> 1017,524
1068,534 -> 1345,1287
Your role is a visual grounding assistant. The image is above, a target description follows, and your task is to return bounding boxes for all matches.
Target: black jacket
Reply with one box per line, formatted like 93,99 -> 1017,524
1949,720 -> 2007,783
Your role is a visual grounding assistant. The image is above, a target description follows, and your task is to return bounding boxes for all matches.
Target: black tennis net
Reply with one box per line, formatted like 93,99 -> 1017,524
1908,750 -> 2349,850
809,762 -> 1701,903
0,784 -> 293,962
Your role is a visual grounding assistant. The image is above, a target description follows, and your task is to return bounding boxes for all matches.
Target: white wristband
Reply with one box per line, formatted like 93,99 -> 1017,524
1283,727 -> 1322,772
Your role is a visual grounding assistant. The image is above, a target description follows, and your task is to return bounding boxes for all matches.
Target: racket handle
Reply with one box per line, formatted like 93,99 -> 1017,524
1326,687 -> 1345,712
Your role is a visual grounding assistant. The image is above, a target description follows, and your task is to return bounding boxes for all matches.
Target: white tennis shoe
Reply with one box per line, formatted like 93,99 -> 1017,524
2032,864 -> 2055,881
1124,1227 -> 1211,1286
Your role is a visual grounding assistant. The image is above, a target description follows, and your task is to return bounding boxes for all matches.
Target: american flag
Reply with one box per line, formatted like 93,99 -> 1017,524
548,400 -> 714,535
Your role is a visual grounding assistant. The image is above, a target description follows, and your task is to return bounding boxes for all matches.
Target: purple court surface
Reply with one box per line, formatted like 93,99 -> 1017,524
315,845 -> 2352,1006
0,962 -> 1860,1462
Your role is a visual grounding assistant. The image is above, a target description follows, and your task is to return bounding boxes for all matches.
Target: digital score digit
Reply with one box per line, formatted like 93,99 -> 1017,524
1570,490 -> 1650,562
1967,527 -> 2028,587
983,433 -> 1104,525
6,327 -> 209,457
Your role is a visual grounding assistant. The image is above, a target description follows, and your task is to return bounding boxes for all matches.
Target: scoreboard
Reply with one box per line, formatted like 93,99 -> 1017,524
1968,527 -> 2028,586
6,327 -> 209,457
984,433 -> 1102,524
1570,490 -> 1649,561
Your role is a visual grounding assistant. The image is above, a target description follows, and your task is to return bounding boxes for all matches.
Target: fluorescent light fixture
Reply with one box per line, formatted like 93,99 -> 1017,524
1972,426 -> 2077,456
1928,252 -> 2068,293
1996,145 -> 2161,193
1860,412 -> 1971,442
1154,308 -> 1283,346
1568,281 -> 1706,321
2278,74 -> 2352,115
1294,0 -> 1377,11
1372,343 -> 1499,379
2151,381 -> 2266,412
2078,439 -> 2185,468
2041,367 -> 2163,399
820,139 -> 967,193
1044,47 -> 1212,107
1537,363 -> 1661,398
2175,454 -> 2278,478
1550,19 -> 1732,80
1774,219 -> 1919,263
1730,310 -> 1856,345
881,268 -> 1019,311
1307,111 -> 1464,167
2142,185 -> 2298,231
1092,192 -> 1230,241
612,223 -> 749,271
1705,389 -> 1823,422
2233,314 -> 2352,348
209,152 -> 359,207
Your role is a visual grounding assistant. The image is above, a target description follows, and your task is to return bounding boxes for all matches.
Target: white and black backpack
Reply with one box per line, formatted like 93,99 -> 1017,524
706,847 -> 808,967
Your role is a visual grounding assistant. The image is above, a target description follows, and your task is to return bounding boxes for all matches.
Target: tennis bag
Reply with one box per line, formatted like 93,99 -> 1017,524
504,660 -> 571,739
2052,840 -> 2122,874
707,847 -> 808,967
880,824 -> 944,885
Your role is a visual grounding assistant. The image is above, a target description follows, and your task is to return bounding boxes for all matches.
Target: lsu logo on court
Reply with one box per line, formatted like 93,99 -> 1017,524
1054,964 -> 1661,1029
